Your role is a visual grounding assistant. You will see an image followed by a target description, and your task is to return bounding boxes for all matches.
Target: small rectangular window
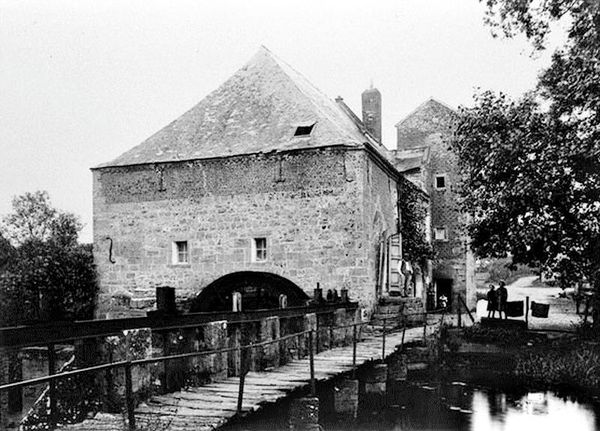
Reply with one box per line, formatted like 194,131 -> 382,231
434,227 -> 448,241
435,175 -> 447,190
173,241 -> 189,264
253,237 -> 267,262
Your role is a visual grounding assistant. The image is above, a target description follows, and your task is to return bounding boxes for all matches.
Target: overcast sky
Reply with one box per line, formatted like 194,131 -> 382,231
0,0 -> 566,243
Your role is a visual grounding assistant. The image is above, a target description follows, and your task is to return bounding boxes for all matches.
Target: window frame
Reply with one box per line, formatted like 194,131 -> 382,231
434,174 -> 448,190
172,240 -> 189,265
434,227 -> 448,242
252,237 -> 268,262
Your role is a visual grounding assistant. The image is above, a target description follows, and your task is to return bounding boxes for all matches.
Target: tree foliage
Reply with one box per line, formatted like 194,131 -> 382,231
0,191 -> 97,325
452,91 -> 600,284
454,0 -> 600,326
2,191 -> 82,246
481,0 -> 600,158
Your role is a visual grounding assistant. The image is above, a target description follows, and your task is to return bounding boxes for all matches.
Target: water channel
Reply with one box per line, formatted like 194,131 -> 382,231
223,365 -> 600,431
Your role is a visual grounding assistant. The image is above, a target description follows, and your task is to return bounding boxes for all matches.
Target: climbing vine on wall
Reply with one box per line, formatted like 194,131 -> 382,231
399,178 -> 434,265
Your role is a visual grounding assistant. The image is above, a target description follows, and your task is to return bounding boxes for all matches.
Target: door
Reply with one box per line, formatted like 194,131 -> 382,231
388,234 -> 402,295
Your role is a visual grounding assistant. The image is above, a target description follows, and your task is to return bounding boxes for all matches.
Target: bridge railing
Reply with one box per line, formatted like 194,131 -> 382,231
0,318 -> 368,429
0,303 -> 356,428
0,304 -> 450,430
0,302 -> 357,350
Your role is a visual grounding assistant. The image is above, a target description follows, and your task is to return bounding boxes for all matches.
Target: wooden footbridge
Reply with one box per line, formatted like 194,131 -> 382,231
0,301 -> 470,431
63,321 -> 441,431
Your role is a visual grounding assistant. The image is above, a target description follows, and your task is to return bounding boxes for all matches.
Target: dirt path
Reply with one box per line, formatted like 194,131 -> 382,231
476,275 -> 581,331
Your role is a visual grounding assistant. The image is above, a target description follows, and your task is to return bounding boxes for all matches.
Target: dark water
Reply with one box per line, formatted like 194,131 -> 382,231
224,368 -> 600,431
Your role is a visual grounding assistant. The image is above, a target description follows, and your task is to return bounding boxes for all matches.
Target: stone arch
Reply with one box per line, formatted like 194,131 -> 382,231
189,271 -> 309,312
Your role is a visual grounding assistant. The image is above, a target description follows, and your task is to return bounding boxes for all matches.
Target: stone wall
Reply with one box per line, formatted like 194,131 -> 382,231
93,147 -> 399,318
362,155 -> 400,302
395,100 -> 476,310
427,143 -> 475,309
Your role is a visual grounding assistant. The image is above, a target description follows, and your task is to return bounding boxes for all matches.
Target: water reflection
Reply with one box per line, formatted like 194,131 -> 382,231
469,389 -> 597,431
223,374 -> 600,431
349,380 -> 599,431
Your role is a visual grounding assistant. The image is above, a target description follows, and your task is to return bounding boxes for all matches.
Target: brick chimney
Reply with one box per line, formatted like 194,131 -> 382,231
361,84 -> 382,143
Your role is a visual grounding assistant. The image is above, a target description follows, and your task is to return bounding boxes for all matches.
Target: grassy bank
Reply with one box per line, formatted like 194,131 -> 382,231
515,339 -> 600,393
442,324 -> 600,396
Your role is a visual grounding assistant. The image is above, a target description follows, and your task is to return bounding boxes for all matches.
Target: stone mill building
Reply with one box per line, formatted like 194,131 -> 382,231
92,47 -> 416,318
393,99 -> 476,311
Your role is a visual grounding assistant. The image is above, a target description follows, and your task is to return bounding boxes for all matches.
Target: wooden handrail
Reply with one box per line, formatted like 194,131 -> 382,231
0,302 -> 358,349
0,321 -> 369,394
0,309 -> 450,430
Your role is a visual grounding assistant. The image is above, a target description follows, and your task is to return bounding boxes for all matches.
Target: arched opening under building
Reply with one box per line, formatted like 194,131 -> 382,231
188,271 -> 310,312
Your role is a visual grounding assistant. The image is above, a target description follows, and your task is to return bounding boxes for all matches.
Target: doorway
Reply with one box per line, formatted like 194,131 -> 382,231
435,278 -> 453,309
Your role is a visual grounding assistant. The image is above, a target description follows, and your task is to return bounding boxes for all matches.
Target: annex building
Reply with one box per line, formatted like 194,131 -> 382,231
393,99 -> 476,311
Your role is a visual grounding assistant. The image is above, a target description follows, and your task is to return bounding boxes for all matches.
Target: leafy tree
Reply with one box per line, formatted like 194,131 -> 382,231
469,0 -> 600,326
0,191 -> 97,325
452,92 -> 600,278
2,191 -> 82,246
482,0 -> 600,159
451,90 -> 600,321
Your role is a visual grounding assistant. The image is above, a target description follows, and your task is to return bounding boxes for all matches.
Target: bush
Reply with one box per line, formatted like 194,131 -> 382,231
461,323 -> 533,347
515,340 -> 600,392
0,241 -> 97,325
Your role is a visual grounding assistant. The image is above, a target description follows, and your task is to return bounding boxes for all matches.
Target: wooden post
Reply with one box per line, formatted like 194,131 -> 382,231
308,331 -> 315,396
382,317 -> 386,359
314,283 -> 323,304
125,362 -> 135,431
315,316 -> 320,354
401,321 -> 406,351
526,296 -> 530,329
423,313 -> 427,342
161,331 -> 170,392
48,343 -> 57,429
352,324 -> 357,379
329,324 -> 334,349
237,346 -> 248,414
156,286 -> 176,314
458,305 -> 462,328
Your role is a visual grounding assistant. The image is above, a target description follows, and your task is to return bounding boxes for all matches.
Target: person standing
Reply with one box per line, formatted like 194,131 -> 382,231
497,281 -> 508,320
487,284 -> 498,318
439,294 -> 448,310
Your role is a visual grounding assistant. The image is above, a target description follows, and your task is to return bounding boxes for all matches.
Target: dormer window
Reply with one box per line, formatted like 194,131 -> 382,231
294,123 -> 315,137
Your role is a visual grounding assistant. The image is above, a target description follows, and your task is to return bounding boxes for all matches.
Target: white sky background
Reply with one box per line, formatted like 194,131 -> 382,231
0,0 -> 567,243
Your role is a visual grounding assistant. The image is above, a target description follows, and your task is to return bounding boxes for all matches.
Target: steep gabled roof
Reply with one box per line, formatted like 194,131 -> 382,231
394,98 -> 457,151
98,47 -> 381,168
394,98 -> 456,129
